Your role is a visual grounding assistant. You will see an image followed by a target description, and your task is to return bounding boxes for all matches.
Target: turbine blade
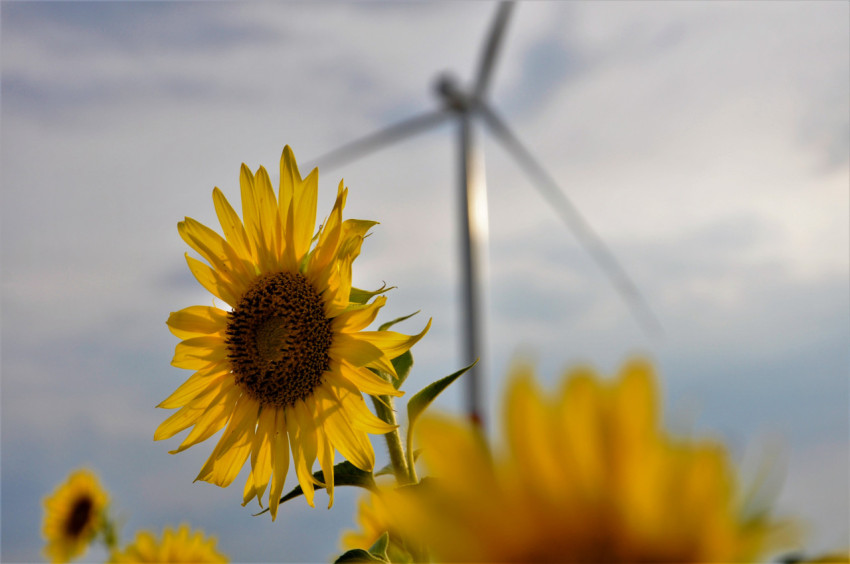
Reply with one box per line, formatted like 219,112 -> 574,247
305,110 -> 451,171
473,2 -> 515,100
478,104 -> 664,337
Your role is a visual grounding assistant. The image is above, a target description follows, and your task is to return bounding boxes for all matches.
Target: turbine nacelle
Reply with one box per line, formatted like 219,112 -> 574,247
434,73 -> 477,113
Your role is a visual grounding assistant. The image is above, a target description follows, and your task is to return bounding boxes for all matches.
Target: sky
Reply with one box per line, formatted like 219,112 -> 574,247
1,1 -> 848,562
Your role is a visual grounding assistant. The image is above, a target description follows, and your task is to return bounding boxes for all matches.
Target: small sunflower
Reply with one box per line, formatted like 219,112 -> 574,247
156,146 -> 429,519
109,525 -> 227,563
378,360 -> 791,563
42,469 -> 109,563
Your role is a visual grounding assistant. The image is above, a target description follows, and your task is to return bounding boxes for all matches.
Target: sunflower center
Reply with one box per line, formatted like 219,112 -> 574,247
225,272 -> 333,408
65,496 -> 93,538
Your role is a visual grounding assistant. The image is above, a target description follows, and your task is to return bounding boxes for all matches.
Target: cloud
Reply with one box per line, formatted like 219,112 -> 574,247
2,2 -> 847,561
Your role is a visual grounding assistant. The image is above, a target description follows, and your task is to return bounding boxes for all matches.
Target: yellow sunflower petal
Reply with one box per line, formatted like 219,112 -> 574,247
314,385 -> 374,471
313,398 -> 336,509
307,184 -> 345,277
278,145 -> 300,227
327,372 -> 396,435
212,186 -> 253,263
337,358 -> 402,398
252,166 -> 282,267
291,168 -> 318,264
331,296 -> 387,334
169,384 -> 241,454
504,366 -> 562,496
171,336 -> 227,370
348,319 -> 432,360
268,408 -> 290,521
179,217 -> 254,291
329,333 -> 385,368
287,401 -> 319,507
185,254 -> 239,306
154,378 -> 234,441
157,363 -> 230,409
166,306 -> 228,340
243,406 -> 276,507
195,397 -> 258,487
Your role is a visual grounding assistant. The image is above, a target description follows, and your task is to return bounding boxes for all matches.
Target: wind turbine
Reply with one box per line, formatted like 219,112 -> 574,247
307,2 -> 660,427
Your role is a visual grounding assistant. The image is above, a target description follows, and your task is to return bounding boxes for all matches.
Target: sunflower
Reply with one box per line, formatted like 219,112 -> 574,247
376,360 -> 791,563
109,525 -> 227,563
155,146 -> 429,519
42,469 -> 109,563
342,487 -> 414,563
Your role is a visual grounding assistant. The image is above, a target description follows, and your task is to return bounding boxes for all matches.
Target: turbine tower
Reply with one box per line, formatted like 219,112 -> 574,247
308,2 -> 660,427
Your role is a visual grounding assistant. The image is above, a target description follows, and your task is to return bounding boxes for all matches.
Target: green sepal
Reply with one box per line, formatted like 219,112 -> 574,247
254,461 -> 377,516
378,310 -> 419,332
390,350 -> 413,390
405,362 -> 476,471
333,548 -> 388,563
368,532 -> 390,560
367,348 -> 413,393
349,284 -> 394,305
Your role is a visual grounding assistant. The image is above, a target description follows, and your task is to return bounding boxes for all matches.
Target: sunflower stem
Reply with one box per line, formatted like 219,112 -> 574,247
371,395 -> 413,485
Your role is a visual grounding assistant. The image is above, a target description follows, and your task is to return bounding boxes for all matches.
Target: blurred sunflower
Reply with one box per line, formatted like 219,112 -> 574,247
342,487 -> 412,563
42,469 -> 109,563
378,359 -> 791,563
155,146 -> 429,519
109,525 -> 227,563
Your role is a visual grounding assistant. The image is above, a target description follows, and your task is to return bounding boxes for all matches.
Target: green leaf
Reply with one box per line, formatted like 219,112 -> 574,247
378,310 -> 419,332
334,549 -> 388,563
349,284 -> 393,305
405,362 -> 476,469
390,350 -> 413,390
368,532 -> 390,560
253,461 -> 376,517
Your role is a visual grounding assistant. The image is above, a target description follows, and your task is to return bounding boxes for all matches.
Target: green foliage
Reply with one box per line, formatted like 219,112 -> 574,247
405,362 -> 476,474
334,533 -> 390,563
378,311 -> 420,332
349,284 -> 393,305
334,548 -> 388,563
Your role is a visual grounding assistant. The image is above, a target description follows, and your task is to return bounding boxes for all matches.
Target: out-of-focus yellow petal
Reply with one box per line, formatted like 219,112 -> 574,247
504,365 -> 562,497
